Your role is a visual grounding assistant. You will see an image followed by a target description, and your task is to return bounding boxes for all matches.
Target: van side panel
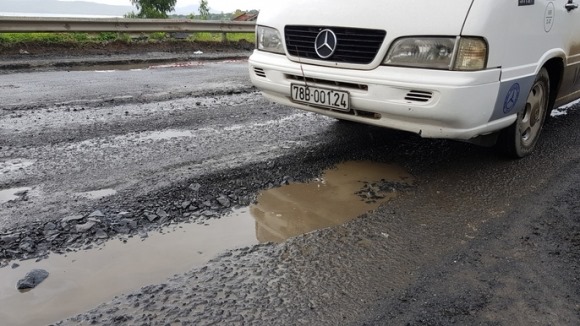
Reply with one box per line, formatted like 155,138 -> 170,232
463,0 -> 578,118
463,0 -> 568,79
556,6 -> 580,106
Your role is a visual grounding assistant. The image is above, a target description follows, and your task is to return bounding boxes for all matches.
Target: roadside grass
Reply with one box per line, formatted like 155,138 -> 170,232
0,32 -> 254,44
192,32 -> 254,42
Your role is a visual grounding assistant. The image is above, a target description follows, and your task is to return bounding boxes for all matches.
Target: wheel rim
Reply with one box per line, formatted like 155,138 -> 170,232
519,80 -> 547,147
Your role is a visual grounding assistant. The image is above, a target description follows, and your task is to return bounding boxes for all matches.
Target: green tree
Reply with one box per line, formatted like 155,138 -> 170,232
199,0 -> 210,20
130,0 -> 177,18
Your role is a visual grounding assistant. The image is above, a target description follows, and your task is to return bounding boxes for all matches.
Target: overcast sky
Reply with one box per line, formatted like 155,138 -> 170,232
63,0 -> 268,12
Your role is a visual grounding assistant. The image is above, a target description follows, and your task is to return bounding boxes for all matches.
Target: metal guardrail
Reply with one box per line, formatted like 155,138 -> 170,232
0,17 -> 256,33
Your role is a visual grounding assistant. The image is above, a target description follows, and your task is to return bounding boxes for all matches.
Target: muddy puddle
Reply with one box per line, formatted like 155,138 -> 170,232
0,187 -> 31,205
253,161 -> 413,242
75,188 -> 118,200
0,211 -> 258,326
67,61 -> 206,72
552,98 -> 580,117
0,161 -> 412,326
67,63 -> 152,72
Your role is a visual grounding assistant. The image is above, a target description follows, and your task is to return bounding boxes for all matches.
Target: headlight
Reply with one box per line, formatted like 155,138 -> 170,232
383,37 -> 456,69
257,26 -> 284,54
383,37 -> 488,71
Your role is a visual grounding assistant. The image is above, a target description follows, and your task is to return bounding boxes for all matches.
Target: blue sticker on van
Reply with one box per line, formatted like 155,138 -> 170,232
503,83 -> 520,113
519,0 -> 535,6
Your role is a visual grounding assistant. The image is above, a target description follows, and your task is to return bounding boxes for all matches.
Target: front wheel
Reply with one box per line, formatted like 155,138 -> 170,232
496,67 -> 550,158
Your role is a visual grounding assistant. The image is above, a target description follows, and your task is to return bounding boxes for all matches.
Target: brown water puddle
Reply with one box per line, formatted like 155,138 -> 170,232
253,161 -> 412,242
0,161 -> 412,326
67,61 -> 207,72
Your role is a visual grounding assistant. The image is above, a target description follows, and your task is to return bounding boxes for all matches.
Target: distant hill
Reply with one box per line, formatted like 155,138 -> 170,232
0,0 -> 135,16
0,0 -> 220,18
175,5 -> 201,16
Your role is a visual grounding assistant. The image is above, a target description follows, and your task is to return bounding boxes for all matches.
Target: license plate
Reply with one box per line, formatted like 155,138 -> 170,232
290,84 -> 350,111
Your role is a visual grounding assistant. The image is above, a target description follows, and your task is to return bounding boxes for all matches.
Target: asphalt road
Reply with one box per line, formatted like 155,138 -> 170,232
0,60 -> 578,325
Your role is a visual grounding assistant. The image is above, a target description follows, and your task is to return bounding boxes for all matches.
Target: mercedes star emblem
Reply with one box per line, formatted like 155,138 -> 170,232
314,29 -> 337,59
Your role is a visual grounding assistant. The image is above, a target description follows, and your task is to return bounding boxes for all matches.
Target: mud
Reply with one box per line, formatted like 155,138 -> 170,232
0,58 -> 578,326
0,39 -> 255,58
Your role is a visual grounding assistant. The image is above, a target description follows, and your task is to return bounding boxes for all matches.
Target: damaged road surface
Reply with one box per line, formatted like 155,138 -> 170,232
0,59 -> 579,325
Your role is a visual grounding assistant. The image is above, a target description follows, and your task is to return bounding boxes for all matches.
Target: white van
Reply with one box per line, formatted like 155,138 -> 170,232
248,0 -> 580,157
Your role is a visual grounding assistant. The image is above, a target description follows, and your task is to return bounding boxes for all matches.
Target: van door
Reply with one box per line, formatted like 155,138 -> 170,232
556,0 -> 580,106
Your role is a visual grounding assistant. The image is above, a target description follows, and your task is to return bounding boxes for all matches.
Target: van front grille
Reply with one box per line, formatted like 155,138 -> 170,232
285,26 -> 386,65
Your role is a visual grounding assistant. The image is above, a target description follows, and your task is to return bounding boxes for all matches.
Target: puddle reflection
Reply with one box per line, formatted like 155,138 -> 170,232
253,161 -> 412,242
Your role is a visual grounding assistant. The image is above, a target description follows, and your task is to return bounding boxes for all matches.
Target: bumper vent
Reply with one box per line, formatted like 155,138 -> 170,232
404,90 -> 433,103
253,67 -> 266,78
285,26 -> 386,65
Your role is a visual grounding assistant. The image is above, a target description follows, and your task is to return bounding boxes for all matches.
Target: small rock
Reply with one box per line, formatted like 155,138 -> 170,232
11,263 -> 20,269
88,210 -> 105,218
19,241 -> 35,253
181,201 -> 191,209
19,49 -> 30,55
217,196 -> 231,208
202,210 -> 216,217
75,221 -> 96,233
44,229 -> 60,238
144,213 -> 157,222
1,234 -> 20,245
156,209 -> 168,218
188,205 -> 199,212
61,215 -> 84,223
117,211 -> 133,218
17,269 -> 49,290
44,222 -> 57,231
46,233 -> 61,242
189,183 -> 201,192
121,219 -> 138,230
66,234 -> 81,244
95,229 -> 108,239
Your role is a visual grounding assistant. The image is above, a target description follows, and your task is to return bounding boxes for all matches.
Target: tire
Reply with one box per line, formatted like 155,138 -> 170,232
496,67 -> 550,158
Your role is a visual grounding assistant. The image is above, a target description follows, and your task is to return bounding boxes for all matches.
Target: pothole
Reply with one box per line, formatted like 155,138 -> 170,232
0,210 -> 258,326
0,161 -> 413,325
0,187 -> 31,205
67,63 -> 153,72
75,189 -> 118,200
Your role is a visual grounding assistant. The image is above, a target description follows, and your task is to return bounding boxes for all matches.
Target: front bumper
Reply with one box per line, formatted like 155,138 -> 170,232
249,50 -> 515,140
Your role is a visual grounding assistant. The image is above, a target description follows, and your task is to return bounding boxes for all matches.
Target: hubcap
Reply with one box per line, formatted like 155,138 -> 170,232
519,81 -> 546,147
